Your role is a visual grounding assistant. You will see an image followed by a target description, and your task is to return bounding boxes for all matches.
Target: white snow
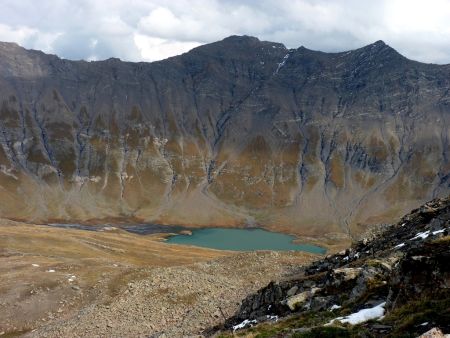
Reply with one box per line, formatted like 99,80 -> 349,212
67,275 -> 76,282
90,176 -> 101,183
46,269 -> 56,273
432,229 -> 445,235
329,304 -> 342,311
31,264 -> 40,267
420,322 -> 429,326
394,243 -> 405,249
0,165 -> 18,180
401,223 -> 406,227
274,53 -> 290,74
233,319 -> 257,331
266,315 -> 278,321
327,302 -> 386,325
410,231 -> 430,240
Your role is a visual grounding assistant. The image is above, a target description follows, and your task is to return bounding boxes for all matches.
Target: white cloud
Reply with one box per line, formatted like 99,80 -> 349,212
134,34 -> 202,61
0,0 -> 450,64
98,16 -> 133,37
385,0 -> 450,34
0,23 -> 62,53
0,23 -> 37,45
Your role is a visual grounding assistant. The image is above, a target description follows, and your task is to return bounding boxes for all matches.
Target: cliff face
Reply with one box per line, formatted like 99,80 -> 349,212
0,36 -> 449,235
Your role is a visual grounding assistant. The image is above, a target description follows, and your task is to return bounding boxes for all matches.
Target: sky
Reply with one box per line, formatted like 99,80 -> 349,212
1,0 -> 450,64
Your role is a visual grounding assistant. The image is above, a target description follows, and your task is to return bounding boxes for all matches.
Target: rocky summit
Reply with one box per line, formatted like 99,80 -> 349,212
0,36 -> 449,236
217,196 -> 450,337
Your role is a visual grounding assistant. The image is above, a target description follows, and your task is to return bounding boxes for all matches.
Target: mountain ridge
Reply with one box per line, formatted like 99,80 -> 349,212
0,36 -> 448,238
1,36 -> 448,66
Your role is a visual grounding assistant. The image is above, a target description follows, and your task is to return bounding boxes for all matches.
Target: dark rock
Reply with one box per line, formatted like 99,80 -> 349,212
222,196 -> 450,336
309,296 -> 333,311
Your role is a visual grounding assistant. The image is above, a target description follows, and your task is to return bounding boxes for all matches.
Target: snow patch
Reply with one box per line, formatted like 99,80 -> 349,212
432,229 -> 445,235
329,304 -> 341,311
46,269 -> 56,273
327,302 -> 386,325
233,319 -> 257,331
410,231 -> 430,240
120,172 -> 134,180
274,53 -> 290,74
73,175 -> 102,186
31,264 -> 40,267
0,165 -> 18,180
394,243 -> 405,249
267,315 -> 278,321
153,137 -> 168,147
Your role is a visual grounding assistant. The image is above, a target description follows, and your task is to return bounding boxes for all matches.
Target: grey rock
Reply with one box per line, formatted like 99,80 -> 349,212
0,36 -> 448,231
286,286 -> 298,297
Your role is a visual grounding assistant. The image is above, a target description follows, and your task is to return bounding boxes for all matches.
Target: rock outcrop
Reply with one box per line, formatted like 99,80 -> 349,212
0,36 -> 449,235
221,196 -> 450,337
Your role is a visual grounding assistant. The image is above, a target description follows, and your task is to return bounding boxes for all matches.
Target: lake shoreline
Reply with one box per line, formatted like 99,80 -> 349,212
43,223 -> 327,254
165,227 -> 327,254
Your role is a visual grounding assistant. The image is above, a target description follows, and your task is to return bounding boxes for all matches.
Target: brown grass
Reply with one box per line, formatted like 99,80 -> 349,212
329,154 -> 344,188
0,221 -> 227,334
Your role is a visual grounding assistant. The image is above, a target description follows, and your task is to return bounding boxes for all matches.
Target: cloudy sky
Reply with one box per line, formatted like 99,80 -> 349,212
1,0 -> 450,64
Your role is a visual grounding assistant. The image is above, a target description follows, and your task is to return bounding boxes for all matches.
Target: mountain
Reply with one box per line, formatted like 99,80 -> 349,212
218,196 -> 450,337
0,36 -> 449,237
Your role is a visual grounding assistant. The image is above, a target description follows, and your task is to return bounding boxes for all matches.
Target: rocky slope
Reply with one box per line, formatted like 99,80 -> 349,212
218,196 -> 450,337
21,251 -> 316,338
0,36 -> 449,236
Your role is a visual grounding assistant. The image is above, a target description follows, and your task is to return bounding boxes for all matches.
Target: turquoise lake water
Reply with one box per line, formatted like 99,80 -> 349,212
165,228 -> 326,254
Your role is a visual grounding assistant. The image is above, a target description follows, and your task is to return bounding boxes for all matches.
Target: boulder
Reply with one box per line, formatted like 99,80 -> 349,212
286,288 -> 321,311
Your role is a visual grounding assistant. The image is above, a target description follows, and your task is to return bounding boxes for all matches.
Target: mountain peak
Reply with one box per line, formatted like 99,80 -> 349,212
222,35 -> 261,44
372,40 -> 387,47
184,35 -> 287,64
345,39 -> 404,64
364,40 -> 398,54
218,35 -> 286,50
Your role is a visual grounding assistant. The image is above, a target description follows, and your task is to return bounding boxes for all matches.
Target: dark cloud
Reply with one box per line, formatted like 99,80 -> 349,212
1,0 -> 450,64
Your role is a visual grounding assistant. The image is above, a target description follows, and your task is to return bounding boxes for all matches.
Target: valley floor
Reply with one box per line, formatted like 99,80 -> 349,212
0,221 -> 326,337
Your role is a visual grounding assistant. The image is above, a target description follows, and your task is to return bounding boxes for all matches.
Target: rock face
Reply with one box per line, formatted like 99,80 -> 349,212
222,196 -> 450,337
0,36 -> 449,234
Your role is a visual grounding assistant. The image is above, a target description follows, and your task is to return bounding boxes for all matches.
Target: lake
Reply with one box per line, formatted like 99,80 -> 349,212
165,228 -> 326,254
45,223 -> 326,254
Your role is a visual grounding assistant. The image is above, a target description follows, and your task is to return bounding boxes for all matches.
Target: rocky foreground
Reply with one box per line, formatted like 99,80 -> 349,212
215,196 -> 450,337
2,198 -> 448,337
18,250 -> 316,338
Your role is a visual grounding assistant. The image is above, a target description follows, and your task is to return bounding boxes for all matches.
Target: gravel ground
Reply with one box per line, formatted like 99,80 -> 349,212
26,251 -> 316,337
